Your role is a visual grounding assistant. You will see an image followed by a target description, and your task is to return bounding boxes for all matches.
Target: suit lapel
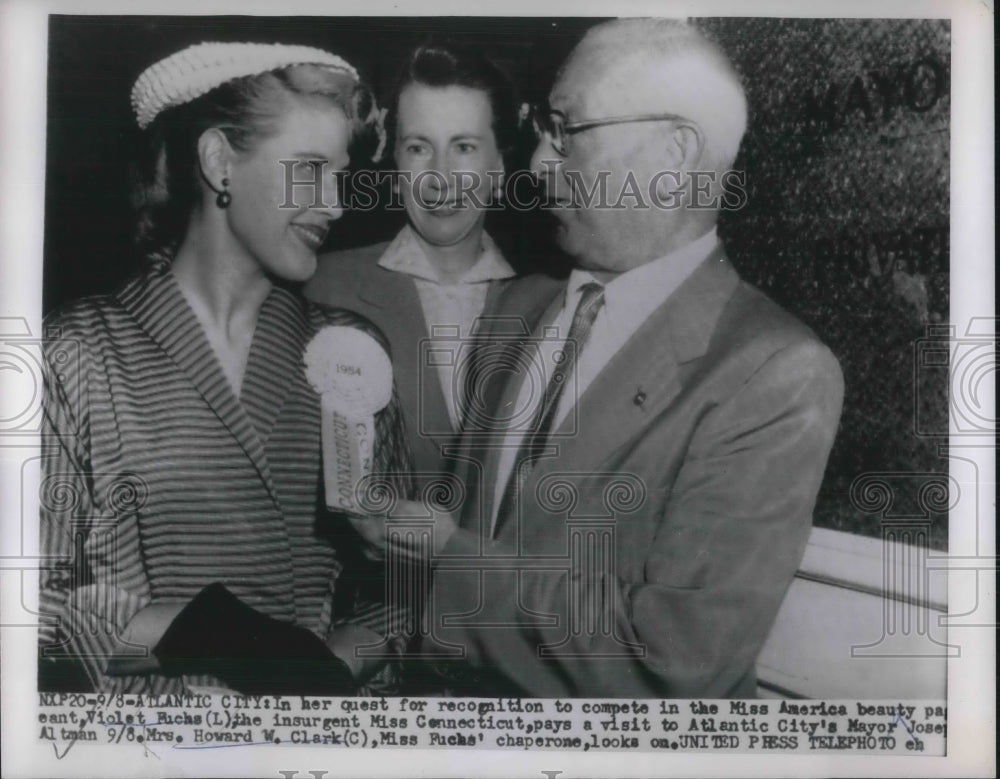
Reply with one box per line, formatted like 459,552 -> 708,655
117,260 -> 282,508
480,291 -> 567,536
523,306 -> 684,498
453,277 -> 562,536
477,273 -> 565,395
496,249 -> 740,536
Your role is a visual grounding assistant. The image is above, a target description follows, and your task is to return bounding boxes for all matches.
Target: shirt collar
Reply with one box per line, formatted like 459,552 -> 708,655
378,224 -> 515,285
564,227 -> 720,326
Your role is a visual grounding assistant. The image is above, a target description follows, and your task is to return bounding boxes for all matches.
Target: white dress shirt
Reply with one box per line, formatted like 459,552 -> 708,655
378,224 -> 516,430
490,228 -> 721,530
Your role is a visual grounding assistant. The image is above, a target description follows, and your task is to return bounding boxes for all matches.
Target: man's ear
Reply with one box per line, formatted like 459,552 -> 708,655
196,128 -> 234,193
665,121 -> 705,173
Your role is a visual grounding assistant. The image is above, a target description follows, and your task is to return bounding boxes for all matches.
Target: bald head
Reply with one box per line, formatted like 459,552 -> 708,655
558,18 -> 748,170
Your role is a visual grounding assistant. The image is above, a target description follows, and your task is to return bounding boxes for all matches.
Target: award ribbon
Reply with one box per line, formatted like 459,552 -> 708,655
304,326 -> 393,514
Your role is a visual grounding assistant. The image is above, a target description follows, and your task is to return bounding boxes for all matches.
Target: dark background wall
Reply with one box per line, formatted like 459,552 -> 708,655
43,16 -> 949,547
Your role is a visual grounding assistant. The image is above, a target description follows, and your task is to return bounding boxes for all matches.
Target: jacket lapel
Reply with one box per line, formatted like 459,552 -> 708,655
358,268 -> 454,450
473,274 -> 566,416
240,287 -> 309,454
117,260 -> 282,509
494,249 -> 740,536
481,277 -> 512,318
479,291 -> 567,535
454,277 -> 523,432
452,277 -> 561,537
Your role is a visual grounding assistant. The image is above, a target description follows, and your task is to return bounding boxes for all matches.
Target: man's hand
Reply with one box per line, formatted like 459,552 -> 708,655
326,623 -> 385,682
346,499 -> 459,562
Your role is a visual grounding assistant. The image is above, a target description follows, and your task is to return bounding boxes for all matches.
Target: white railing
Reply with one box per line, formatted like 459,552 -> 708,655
756,527 -> 950,699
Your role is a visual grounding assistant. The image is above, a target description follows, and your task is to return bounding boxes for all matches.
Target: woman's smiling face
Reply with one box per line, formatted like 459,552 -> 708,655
394,83 -> 504,250
223,100 -> 350,283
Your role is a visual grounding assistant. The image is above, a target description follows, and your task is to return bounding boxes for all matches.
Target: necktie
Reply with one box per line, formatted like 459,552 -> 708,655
494,282 -> 605,526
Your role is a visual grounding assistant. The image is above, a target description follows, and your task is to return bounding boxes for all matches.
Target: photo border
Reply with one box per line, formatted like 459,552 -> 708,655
1,0 -> 993,777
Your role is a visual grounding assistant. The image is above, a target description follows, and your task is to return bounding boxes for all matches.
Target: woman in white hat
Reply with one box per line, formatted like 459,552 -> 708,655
39,42 -> 411,695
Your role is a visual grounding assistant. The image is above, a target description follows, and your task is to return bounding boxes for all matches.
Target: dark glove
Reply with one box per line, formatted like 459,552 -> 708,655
153,583 -> 355,696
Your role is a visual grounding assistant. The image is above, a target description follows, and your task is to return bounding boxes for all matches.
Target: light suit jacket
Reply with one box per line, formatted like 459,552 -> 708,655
424,246 -> 845,698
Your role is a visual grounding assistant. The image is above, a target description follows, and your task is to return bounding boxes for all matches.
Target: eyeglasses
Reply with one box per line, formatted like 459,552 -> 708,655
530,104 -> 694,157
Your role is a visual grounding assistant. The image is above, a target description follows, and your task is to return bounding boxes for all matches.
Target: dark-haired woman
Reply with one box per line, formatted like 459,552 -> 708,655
39,42 -> 411,695
305,41 -> 519,488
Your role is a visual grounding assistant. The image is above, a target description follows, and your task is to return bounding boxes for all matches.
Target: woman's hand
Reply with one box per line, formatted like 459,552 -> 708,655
105,601 -> 187,676
346,499 -> 459,563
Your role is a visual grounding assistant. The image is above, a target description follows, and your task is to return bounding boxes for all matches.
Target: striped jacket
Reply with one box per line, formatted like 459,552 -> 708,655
39,257 -> 412,694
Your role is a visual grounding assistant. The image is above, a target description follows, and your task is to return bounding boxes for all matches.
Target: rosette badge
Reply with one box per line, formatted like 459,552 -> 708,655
304,326 -> 393,514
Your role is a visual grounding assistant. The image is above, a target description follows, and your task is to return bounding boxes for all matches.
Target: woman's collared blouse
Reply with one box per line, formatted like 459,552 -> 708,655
377,225 -> 516,430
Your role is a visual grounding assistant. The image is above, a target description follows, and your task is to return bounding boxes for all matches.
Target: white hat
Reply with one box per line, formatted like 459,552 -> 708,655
131,41 -> 360,129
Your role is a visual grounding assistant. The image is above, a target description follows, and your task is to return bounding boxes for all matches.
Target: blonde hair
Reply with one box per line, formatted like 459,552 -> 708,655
131,63 -> 379,253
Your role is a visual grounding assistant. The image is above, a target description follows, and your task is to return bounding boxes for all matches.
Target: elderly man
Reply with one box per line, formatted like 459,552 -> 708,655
351,19 -> 844,698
